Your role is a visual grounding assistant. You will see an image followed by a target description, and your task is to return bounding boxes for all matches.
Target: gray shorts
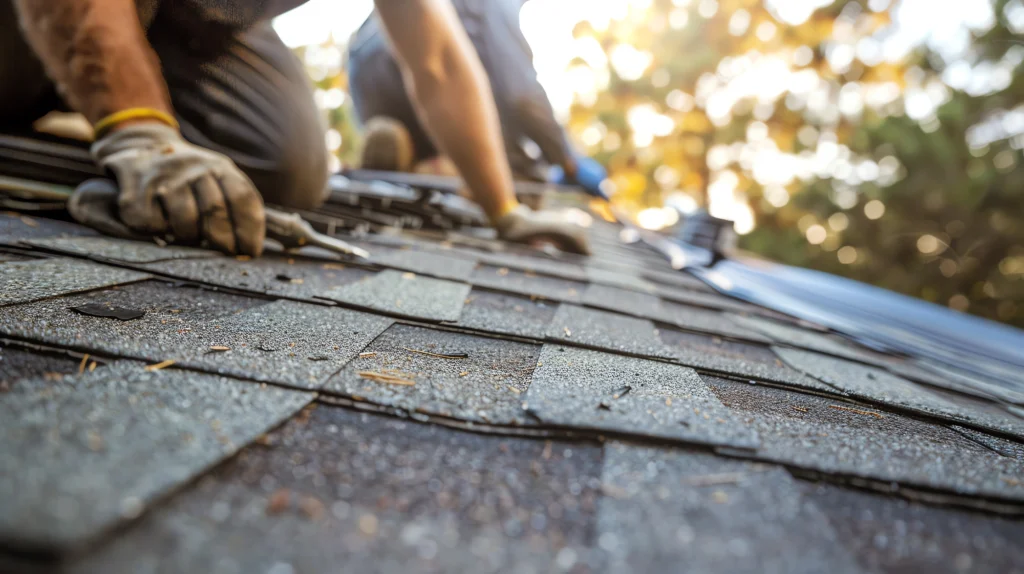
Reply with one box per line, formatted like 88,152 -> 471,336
0,0 -> 328,209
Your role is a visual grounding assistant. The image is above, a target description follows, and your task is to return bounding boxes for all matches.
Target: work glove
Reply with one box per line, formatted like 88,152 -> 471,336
551,153 -> 609,200
91,123 -> 266,256
494,205 -> 592,256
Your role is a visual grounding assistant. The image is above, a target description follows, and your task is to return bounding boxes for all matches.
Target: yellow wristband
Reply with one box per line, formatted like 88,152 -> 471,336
93,107 -> 179,138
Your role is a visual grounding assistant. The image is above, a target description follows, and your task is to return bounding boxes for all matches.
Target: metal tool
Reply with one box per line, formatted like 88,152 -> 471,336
67,178 -> 369,258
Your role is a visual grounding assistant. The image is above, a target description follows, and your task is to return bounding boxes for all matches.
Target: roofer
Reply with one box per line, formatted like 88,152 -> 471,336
2,0 -> 591,256
348,0 -> 608,199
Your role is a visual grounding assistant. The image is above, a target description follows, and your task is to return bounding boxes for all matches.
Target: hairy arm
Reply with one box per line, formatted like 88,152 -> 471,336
13,0 -> 172,124
374,0 -> 518,221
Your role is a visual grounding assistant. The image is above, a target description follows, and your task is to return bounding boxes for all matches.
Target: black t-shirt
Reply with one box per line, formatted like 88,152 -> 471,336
173,0 -> 307,27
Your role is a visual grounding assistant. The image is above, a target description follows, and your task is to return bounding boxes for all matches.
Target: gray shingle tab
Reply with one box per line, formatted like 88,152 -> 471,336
597,442 -> 863,574
469,264 -> 584,303
581,283 -> 662,318
324,324 -> 540,425
660,328 -> 837,394
368,247 -> 477,282
659,300 -> 773,342
178,300 -> 394,390
545,304 -> 673,358
525,345 -> 759,449
585,266 -> 656,293
70,405 -> 604,574
0,258 -> 149,307
804,483 -> 1024,573
323,269 -> 470,322
477,251 -> 588,282
24,236 -> 219,263
707,376 -> 1024,501
141,255 -> 375,301
0,281 -> 269,364
0,212 -> 98,244
775,347 -> 1024,440
455,288 -> 558,339
732,314 -> 882,364
0,362 -> 312,551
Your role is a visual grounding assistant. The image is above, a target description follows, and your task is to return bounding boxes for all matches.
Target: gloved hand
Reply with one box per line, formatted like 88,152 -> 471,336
494,205 -> 592,256
91,123 -> 266,256
551,153 -> 608,200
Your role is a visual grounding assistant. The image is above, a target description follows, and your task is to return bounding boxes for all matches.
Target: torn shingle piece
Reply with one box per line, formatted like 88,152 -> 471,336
469,264 -> 585,303
731,314 -> 883,365
585,266 -> 656,293
455,288 -> 558,339
0,361 -> 313,552
139,255 -> 375,301
24,236 -> 219,264
597,442 -> 862,574
324,324 -> 541,425
68,304 -> 145,321
803,482 -> 1024,573
525,346 -> 759,449
660,328 -> 837,394
367,247 -> 477,282
581,283 -> 662,319
545,304 -> 673,359
0,258 -> 149,307
658,300 -> 772,343
71,405 -> 604,574
775,347 -> 1024,440
323,269 -> 470,322
0,281 -> 269,364
706,376 -> 1024,501
476,251 -> 588,282
179,300 -> 394,390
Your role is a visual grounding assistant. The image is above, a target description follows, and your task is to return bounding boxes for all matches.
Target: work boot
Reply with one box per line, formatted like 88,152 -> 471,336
360,116 -> 415,172
494,205 -> 592,255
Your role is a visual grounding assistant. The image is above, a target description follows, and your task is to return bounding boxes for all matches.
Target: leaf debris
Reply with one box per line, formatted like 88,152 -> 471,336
402,347 -> 468,359
358,371 -> 415,386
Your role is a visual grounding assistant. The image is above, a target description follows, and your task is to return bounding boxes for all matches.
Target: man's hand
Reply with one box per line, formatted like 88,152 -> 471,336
92,123 -> 266,256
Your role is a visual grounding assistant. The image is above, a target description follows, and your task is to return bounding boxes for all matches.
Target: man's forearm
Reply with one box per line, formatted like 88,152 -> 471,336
14,0 -> 172,123
374,0 -> 518,221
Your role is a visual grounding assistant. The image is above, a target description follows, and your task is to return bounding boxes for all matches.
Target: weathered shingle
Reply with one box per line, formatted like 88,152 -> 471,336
545,304 -> 673,358
323,269 -> 470,322
0,258 -> 149,307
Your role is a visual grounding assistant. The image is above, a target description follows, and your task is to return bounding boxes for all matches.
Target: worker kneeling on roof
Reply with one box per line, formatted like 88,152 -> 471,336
3,0 -> 591,256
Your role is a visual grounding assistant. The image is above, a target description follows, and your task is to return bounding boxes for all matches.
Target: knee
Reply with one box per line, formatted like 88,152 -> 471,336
254,111 -> 331,210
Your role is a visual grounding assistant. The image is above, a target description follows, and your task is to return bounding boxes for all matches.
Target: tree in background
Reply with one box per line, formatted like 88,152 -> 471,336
560,0 -> 1023,328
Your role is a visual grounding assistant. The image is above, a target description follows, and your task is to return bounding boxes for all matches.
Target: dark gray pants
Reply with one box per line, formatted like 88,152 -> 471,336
0,1 -> 328,209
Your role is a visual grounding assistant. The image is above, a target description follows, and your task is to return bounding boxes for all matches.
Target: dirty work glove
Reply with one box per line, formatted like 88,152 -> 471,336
494,205 -> 592,256
551,153 -> 609,200
91,123 -> 266,256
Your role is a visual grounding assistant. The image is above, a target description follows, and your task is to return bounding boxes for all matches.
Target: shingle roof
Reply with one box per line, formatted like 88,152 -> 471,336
1,192 -> 1023,573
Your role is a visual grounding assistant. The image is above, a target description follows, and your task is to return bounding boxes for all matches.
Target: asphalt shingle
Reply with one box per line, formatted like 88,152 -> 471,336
455,288 -> 559,339
525,345 -> 759,449
469,264 -> 585,303
581,283 -> 663,318
0,258 -> 149,307
69,405 -> 605,574
367,247 -> 477,282
324,324 -> 541,425
597,441 -> 863,574
0,362 -> 313,552
545,304 -> 673,358
323,269 -> 470,322
24,236 -> 218,264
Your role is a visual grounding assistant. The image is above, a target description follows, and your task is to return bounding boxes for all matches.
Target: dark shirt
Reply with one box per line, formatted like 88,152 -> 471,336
347,0 -> 572,179
161,0 -> 306,27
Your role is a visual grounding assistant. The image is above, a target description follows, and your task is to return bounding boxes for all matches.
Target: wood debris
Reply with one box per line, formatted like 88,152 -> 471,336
88,361 -> 97,372
790,406 -> 809,413
563,327 -> 572,337
828,404 -> 884,419
208,346 -> 231,352
359,371 -> 415,386
321,263 -> 346,270
402,347 -> 468,359
144,359 -> 175,372
358,352 -> 377,358
78,354 -> 90,375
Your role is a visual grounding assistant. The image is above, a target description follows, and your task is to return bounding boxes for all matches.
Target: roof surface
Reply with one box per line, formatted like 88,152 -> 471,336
1,185 -> 1024,573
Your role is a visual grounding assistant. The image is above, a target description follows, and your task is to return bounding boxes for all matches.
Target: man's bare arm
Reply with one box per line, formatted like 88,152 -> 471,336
13,0 -> 172,124
373,0 -> 518,222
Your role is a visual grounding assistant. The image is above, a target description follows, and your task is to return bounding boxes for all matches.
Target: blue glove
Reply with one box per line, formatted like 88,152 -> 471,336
551,154 -> 609,200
